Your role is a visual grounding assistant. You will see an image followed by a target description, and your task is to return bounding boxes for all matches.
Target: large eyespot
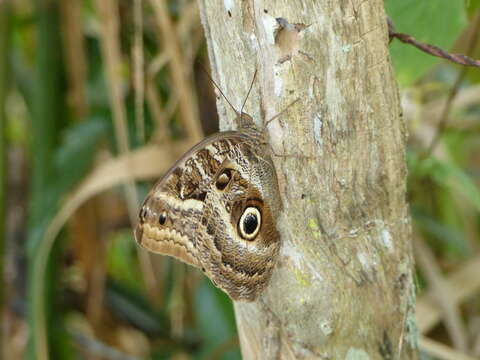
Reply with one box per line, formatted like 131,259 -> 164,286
239,207 -> 261,240
158,211 -> 167,225
215,168 -> 232,190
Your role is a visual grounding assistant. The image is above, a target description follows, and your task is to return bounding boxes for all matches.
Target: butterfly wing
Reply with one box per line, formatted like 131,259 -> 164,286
135,130 -> 281,301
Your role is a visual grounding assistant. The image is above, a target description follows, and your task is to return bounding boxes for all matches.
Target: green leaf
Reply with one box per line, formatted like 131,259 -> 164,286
386,0 -> 467,86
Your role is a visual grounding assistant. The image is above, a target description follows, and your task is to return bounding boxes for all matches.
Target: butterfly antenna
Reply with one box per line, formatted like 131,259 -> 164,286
198,63 -> 239,116
240,68 -> 257,115
265,98 -> 301,127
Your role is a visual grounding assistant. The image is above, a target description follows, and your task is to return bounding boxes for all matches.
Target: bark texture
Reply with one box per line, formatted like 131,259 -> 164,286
197,1 -> 418,359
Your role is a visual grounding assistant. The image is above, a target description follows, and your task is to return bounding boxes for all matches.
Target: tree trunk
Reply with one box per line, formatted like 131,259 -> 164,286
197,1 -> 418,359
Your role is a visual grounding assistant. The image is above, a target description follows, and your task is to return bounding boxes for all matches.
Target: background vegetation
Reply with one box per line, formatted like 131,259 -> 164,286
1,0 -> 480,359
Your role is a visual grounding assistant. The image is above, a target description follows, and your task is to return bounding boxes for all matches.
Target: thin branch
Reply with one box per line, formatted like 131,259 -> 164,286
388,16 -> 480,68
423,12 -> 480,158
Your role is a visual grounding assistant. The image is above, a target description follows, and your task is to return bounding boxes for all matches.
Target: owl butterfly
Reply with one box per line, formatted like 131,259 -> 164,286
134,70 -> 282,301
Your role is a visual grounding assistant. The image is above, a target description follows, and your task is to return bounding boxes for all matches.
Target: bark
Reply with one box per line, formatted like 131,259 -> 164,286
197,1 -> 418,359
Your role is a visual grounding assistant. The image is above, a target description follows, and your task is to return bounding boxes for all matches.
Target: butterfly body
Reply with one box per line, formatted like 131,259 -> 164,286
135,121 -> 281,301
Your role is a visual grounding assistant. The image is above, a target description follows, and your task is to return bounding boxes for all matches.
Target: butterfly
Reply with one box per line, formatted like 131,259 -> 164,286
134,70 -> 283,301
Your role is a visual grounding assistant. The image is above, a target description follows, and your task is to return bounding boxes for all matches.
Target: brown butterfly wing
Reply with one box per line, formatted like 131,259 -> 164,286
135,131 -> 281,301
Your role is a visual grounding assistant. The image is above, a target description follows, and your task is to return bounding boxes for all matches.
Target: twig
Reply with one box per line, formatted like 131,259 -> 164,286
388,16 -> 480,68
423,12 -> 480,158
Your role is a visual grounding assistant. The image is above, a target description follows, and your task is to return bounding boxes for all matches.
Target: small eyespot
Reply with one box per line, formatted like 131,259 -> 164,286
159,211 -> 167,225
239,207 -> 261,240
215,168 -> 232,190
225,203 -> 231,212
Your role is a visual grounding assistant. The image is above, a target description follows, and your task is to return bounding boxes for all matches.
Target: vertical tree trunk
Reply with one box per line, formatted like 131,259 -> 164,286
198,1 -> 418,359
